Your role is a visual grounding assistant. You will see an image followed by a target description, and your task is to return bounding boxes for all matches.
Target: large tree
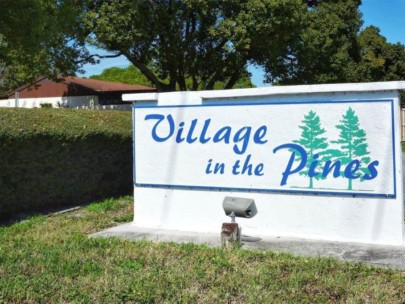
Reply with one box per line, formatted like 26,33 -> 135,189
0,0 -> 92,94
82,0 -> 306,92
354,26 -> 405,106
3,1 -> 405,95
354,26 -> 405,83
265,0 -> 363,84
265,1 -> 405,87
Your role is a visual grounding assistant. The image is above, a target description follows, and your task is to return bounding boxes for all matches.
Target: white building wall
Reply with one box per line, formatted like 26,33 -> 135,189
0,96 -> 131,111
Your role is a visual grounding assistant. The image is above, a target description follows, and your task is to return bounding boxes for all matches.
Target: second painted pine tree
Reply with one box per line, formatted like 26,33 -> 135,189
332,107 -> 371,190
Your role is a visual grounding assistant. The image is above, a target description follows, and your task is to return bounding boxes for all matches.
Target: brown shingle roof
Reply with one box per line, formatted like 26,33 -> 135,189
62,76 -> 155,92
8,75 -> 155,97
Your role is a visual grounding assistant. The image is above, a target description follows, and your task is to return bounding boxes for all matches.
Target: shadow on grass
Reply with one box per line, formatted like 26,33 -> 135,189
0,195 -> 133,227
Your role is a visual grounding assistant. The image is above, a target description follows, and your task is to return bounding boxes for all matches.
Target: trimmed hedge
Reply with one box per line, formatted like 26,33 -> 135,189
0,108 -> 133,220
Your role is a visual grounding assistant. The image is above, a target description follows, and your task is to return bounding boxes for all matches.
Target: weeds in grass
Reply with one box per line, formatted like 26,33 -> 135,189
86,196 -> 132,212
113,214 -> 133,223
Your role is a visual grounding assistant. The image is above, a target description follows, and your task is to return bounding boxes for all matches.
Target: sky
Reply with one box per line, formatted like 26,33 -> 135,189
82,0 -> 405,86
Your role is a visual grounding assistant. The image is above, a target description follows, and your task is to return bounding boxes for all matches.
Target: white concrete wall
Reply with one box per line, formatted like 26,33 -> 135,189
0,96 -> 131,111
127,83 -> 405,246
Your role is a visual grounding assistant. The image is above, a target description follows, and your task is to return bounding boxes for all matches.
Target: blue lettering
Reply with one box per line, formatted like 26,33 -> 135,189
273,143 -> 307,186
205,159 -> 225,174
176,122 -> 185,143
344,160 -> 361,179
232,160 -> 241,175
214,163 -> 225,174
213,126 -> 231,143
233,127 -> 252,154
308,154 -> 320,178
186,119 -> 198,143
322,160 -> 342,178
145,114 -> 174,142
253,126 -> 268,144
255,163 -> 264,176
205,159 -> 213,174
145,115 -> 268,155
199,119 -> 211,144
363,160 -> 379,180
232,155 -> 264,176
241,154 -> 253,175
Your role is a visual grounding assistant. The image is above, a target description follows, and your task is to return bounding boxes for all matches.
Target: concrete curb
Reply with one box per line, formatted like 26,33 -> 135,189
92,223 -> 405,271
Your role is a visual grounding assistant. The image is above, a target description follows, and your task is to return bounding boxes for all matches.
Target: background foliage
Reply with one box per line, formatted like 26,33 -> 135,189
90,65 -> 255,90
0,109 -> 132,220
0,0 -> 92,95
82,0 -> 305,91
1,1 -> 405,93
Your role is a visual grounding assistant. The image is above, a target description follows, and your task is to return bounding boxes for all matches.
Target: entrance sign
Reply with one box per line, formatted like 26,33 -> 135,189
125,82 -> 405,246
134,100 -> 395,198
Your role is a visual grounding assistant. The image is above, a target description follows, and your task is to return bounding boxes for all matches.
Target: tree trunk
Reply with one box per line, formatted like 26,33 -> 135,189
224,70 -> 241,89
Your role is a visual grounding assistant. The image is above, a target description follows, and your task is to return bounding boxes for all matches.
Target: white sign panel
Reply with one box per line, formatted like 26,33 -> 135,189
134,99 -> 396,198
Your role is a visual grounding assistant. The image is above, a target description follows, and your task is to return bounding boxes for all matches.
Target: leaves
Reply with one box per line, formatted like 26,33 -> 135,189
0,108 -> 132,219
89,65 -> 255,90
2,0 -> 404,94
351,26 -> 405,99
0,0 -> 90,94
83,0 -> 304,91
90,66 -> 153,87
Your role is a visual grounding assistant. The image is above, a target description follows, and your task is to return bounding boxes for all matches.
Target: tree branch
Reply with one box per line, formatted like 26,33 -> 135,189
205,69 -> 223,90
126,55 -> 168,91
224,70 -> 241,89
191,74 -> 199,90
74,52 -> 123,64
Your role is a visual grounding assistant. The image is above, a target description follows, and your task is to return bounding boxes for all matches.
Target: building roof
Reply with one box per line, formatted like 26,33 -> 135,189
8,75 -> 155,98
62,76 -> 155,92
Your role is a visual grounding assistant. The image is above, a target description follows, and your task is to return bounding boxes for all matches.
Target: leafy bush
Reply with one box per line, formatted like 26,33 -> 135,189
0,108 -> 133,220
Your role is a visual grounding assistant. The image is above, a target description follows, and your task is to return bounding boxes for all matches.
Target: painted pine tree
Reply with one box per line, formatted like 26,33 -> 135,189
293,110 -> 329,188
332,107 -> 371,190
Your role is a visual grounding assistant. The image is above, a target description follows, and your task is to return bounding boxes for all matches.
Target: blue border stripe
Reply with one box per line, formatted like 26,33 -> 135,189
132,109 -> 136,185
134,183 -> 395,198
133,99 -> 393,109
133,99 -> 396,198
391,100 -> 397,198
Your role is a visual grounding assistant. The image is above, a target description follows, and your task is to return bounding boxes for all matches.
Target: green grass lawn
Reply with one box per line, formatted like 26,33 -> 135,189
1,197 -> 405,303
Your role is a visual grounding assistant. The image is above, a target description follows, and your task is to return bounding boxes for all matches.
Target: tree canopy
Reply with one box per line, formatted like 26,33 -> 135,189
90,66 -> 152,87
89,65 -> 255,89
355,26 -> 405,82
0,0 -> 90,94
1,0 -> 405,94
266,0 -> 363,84
82,0 -> 305,91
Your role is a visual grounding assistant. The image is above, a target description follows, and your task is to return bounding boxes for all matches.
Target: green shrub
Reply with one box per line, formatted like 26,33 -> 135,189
40,103 -> 52,108
0,108 -> 133,220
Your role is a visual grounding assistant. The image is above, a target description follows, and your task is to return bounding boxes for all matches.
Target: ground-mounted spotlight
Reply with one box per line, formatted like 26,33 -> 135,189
221,196 -> 257,247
